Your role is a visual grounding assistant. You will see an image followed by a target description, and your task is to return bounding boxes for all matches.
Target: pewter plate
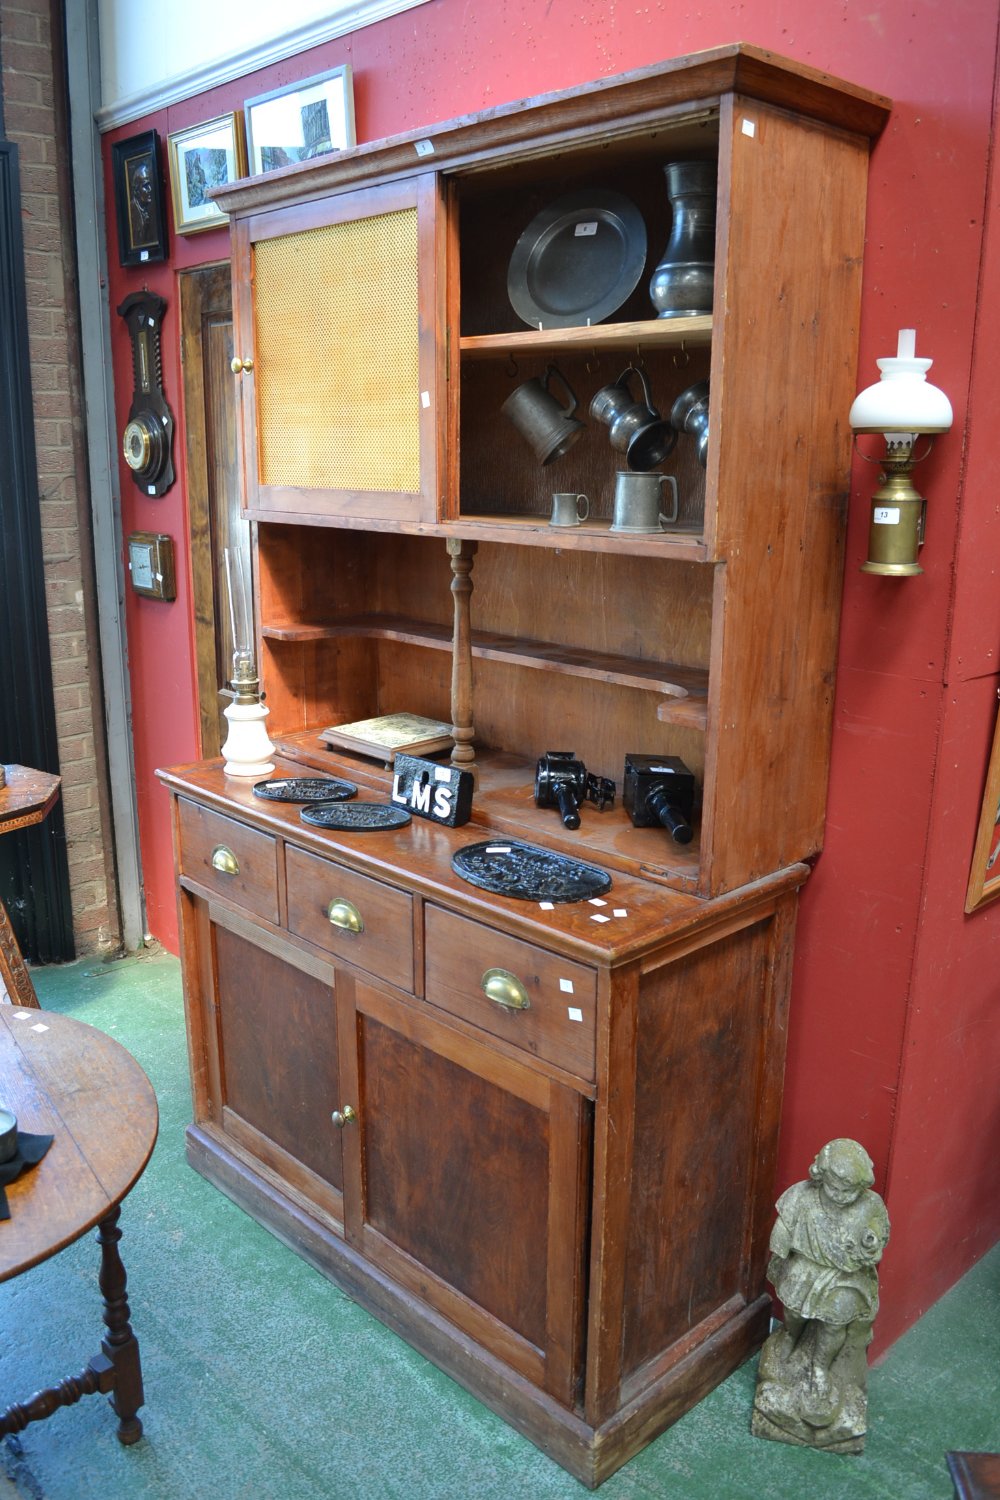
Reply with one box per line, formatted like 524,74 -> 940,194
452,839 -> 612,903
301,802 -> 411,831
253,776 -> 357,803
507,190 -> 647,330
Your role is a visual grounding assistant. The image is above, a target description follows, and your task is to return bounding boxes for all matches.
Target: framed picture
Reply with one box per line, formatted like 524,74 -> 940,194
966,696 -> 1000,911
167,114 -> 247,235
111,131 -> 167,267
245,64 -> 356,176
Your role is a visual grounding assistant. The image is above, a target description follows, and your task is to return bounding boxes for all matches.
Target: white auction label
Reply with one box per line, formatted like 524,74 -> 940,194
874,506 -> 901,525
575,221 -> 598,236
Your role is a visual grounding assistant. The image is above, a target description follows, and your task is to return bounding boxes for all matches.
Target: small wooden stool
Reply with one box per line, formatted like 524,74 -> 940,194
0,765 -> 61,1010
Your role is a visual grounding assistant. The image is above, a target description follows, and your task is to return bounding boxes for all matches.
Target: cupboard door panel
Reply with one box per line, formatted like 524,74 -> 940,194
215,923 -> 344,1198
342,981 -> 590,1403
234,175 -> 446,524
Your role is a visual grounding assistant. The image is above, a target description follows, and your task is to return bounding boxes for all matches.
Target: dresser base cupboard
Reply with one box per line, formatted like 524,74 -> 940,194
164,46 -> 891,1487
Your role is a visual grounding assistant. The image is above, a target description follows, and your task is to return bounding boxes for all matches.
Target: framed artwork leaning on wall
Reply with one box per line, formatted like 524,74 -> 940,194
167,114 -> 247,234
111,130 -> 167,266
966,691 -> 1000,911
245,65 -> 356,176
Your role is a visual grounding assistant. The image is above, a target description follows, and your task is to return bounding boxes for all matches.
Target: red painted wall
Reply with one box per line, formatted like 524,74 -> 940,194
103,0 -> 1000,1350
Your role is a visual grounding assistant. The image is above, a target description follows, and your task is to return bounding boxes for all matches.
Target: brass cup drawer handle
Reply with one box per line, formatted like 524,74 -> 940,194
331,1105 -> 357,1129
481,968 -> 530,1011
210,845 -> 239,876
327,898 -> 364,934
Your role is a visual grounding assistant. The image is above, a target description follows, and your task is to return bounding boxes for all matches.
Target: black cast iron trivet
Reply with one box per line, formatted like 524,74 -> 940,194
253,776 -> 357,803
301,802 -> 411,831
452,839 -> 612,902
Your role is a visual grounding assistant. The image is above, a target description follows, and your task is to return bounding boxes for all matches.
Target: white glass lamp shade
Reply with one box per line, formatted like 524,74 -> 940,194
849,328 -> 953,435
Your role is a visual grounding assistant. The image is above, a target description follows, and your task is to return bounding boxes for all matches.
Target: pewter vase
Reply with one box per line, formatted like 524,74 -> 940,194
649,161 -> 716,319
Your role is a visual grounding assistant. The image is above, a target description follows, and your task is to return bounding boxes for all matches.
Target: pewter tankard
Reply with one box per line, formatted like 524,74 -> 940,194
501,364 -> 584,465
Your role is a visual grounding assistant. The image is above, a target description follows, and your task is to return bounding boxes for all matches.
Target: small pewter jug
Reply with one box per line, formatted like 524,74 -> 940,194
671,380 -> 710,468
501,364 -> 584,466
589,366 -> 676,472
649,160 -> 717,319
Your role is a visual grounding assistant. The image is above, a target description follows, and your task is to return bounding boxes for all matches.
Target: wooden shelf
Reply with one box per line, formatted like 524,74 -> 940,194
448,516 -> 710,562
460,315 -> 712,360
261,613 -> 709,726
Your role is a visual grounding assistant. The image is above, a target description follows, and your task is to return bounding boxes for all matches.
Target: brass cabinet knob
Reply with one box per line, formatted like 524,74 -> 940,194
327,898 -> 364,934
230,356 -> 254,374
481,968 -> 530,1011
331,1105 -> 357,1129
210,845 -> 239,876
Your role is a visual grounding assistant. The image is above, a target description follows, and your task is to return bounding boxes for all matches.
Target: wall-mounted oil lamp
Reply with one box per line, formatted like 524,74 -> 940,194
849,328 -> 953,576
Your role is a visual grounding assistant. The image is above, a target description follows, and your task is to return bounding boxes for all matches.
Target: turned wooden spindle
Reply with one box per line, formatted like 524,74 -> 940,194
447,539 -> 477,775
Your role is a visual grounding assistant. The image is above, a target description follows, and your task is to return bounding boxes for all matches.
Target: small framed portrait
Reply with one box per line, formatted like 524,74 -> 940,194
111,131 -> 167,267
966,697 -> 1000,911
167,114 -> 247,235
245,64 -> 356,176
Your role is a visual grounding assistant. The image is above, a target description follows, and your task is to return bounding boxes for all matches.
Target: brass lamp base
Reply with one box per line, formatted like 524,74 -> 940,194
860,558 -> 923,577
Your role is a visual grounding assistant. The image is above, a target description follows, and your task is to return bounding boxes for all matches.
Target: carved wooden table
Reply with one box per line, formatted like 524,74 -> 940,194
0,1006 -> 158,1443
0,765 -> 61,1009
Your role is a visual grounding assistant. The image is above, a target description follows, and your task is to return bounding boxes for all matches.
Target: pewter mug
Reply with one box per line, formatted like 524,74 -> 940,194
589,365 -> 676,472
610,471 -> 680,533
550,492 -> 590,527
500,364 -> 585,466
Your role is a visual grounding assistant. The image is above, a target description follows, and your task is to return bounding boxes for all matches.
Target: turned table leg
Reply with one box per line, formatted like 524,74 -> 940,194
97,1207 -> 145,1444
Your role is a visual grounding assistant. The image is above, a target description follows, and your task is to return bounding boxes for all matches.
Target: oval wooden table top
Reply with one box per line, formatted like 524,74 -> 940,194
0,1007 -> 158,1282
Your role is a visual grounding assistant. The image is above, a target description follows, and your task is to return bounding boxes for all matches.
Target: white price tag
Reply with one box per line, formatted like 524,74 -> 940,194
559,978 -> 574,994
575,221 -> 598,236
567,1007 -> 584,1023
539,901 -> 554,911
874,506 -> 901,525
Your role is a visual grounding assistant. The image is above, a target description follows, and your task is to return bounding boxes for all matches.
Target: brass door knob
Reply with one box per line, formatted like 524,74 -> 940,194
331,1105 -> 357,1129
210,845 -> 239,875
481,968 -> 530,1010
230,356 -> 254,374
327,898 -> 363,934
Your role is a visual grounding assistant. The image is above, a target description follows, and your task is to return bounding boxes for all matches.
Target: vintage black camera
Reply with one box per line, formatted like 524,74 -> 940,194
534,752 -> 615,829
623,753 -> 696,844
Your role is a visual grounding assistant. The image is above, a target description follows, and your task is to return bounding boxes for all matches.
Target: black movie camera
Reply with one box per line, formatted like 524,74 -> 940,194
534,751 -> 615,829
623,753 -> 696,844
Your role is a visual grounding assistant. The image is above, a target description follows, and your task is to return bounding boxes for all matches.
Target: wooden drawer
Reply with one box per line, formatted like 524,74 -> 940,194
286,845 -> 414,992
424,906 -> 597,1081
177,799 -> 278,923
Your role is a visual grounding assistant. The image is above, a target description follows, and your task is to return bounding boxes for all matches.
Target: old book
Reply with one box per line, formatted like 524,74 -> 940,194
319,712 -> 453,761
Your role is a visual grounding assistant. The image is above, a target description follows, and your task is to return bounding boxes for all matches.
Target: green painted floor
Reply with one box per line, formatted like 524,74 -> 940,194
1,950 -> 997,1499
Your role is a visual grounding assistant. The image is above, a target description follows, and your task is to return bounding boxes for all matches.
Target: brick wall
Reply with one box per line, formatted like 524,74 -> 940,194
1,0 -> 121,955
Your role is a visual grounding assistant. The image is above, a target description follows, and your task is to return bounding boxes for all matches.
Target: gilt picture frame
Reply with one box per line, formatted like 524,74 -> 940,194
111,130 -> 167,267
167,114 -> 247,235
966,694 -> 1000,911
245,64 -> 356,176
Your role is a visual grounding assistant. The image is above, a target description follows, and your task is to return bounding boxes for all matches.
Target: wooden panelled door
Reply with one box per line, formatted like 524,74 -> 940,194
180,264 -> 252,756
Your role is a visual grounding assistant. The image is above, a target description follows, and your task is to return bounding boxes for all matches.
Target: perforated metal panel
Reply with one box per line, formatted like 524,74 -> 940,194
253,207 -> 421,493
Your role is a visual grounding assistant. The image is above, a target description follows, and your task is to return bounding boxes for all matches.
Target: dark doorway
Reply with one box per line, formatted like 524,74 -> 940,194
0,138 -> 74,962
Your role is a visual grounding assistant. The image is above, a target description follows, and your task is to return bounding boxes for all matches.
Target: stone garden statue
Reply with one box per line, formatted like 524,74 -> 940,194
752,1138 -> 890,1454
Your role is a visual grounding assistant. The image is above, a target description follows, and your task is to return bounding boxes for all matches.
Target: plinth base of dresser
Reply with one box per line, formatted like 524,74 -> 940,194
186,1121 -> 768,1487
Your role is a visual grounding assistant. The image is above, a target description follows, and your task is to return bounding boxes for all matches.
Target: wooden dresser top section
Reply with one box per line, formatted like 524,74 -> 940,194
213,43 -> 892,217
